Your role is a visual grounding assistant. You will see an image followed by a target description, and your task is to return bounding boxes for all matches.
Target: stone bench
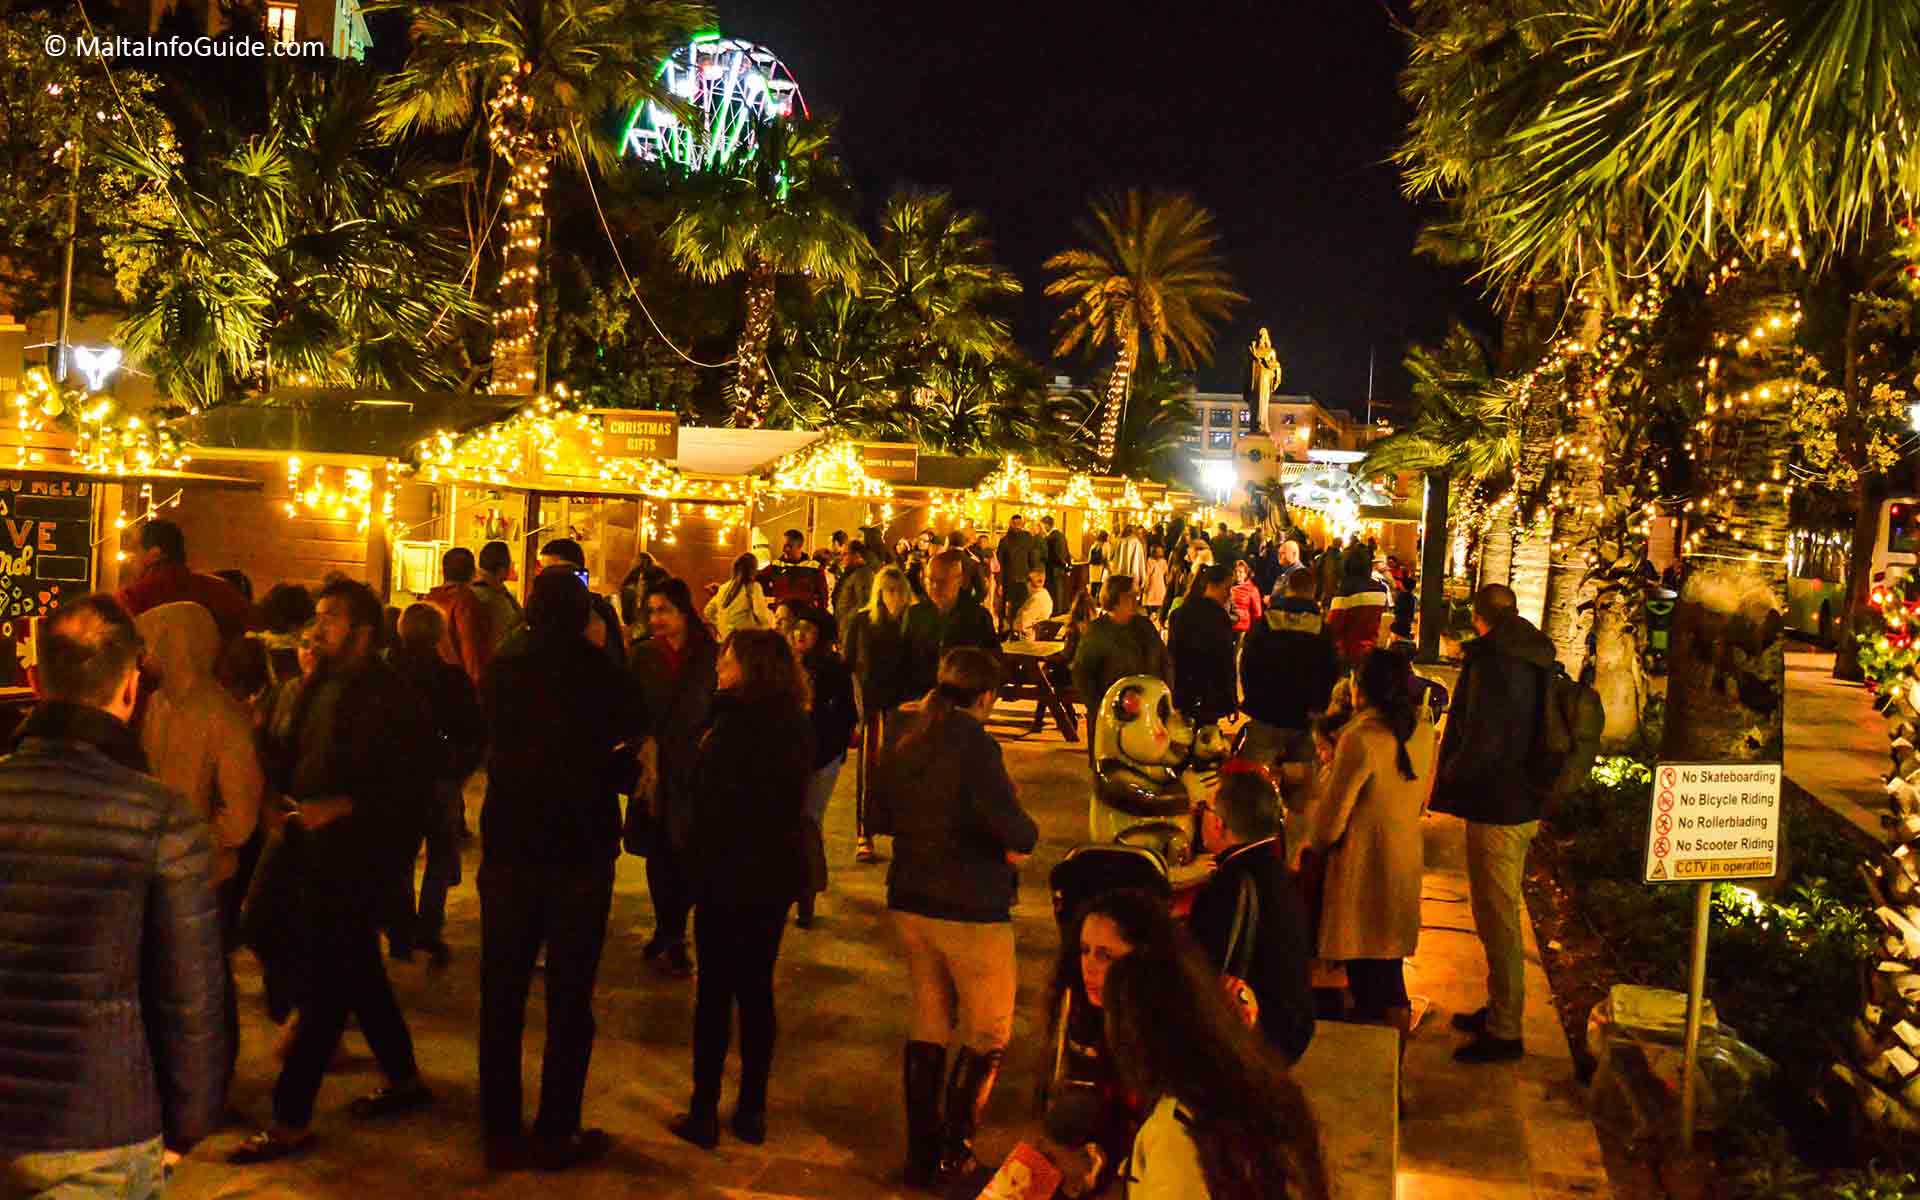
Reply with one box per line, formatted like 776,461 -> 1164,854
1292,1019 -> 1398,1198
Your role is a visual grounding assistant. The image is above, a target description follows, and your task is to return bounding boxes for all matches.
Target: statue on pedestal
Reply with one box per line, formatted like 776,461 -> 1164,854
1245,326 -> 1283,435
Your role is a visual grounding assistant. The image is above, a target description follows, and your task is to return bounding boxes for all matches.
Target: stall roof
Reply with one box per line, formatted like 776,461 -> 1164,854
673,428 -> 820,477
4,460 -> 263,490
177,395 -> 517,460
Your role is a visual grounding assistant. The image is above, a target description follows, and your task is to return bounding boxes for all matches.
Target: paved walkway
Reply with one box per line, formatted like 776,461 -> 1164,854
1783,648 -> 1887,840
164,697 -> 1609,1200
1396,813 -> 1611,1200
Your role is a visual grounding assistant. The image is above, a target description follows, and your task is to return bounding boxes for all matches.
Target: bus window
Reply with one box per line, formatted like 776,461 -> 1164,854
1890,504 -> 1920,557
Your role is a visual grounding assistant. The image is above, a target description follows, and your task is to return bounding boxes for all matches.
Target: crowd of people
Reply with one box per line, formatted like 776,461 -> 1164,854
0,507 -> 1560,1200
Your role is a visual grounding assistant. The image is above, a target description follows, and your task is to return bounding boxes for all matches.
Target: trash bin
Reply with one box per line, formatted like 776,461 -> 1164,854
1646,589 -> 1678,676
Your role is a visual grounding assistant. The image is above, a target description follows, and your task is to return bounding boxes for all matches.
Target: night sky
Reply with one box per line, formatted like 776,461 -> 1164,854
721,0 -> 1487,417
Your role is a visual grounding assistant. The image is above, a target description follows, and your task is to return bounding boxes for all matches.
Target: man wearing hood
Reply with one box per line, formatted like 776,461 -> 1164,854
1239,571 -> 1339,769
1431,584 -> 1557,1064
136,601 -> 266,1090
1325,543 -> 1392,665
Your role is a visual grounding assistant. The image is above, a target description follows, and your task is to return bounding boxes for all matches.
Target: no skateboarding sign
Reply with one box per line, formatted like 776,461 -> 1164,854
1643,762 -> 1782,884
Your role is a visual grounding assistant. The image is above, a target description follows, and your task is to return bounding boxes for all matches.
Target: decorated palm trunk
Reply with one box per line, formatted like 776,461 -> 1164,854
1097,339 -> 1133,471
487,73 -> 549,398
1834,578 -> 1920,1136
731,263 -> 777,427
1660,263 -> 1794,766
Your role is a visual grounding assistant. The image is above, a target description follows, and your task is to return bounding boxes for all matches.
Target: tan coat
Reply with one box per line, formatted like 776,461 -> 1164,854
136,602 -> 264,884
1303,710 -> 1434,961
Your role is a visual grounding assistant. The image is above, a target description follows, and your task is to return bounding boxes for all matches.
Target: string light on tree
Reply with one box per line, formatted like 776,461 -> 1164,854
487,63 -> 552,397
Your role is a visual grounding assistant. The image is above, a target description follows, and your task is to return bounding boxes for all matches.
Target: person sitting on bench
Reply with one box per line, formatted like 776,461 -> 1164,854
1188,764 -> 1316,1063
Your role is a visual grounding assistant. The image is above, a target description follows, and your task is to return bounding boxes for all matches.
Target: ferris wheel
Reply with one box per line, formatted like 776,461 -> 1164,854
622,33 -> 809,172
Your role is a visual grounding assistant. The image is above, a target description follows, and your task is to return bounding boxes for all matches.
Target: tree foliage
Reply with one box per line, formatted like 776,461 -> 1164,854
104,68 -> 481,409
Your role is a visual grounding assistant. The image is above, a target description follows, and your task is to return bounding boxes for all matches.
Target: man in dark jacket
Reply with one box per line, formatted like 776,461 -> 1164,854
1168,564 -> 1238,724
1240,570 -> 1340,767
0,594 -> 225,1190
760,529 -> 831,613
235,579 -> 436,1163
1431,583 -> 1556,1064
995,515 -> 1038,628
1190,767 -> 1315,1063
903,551 -> 999,698
538,539 -> 625,669
831,539 -> 875,646
1040,515 -> 1072,609
479,569 -> 645,1171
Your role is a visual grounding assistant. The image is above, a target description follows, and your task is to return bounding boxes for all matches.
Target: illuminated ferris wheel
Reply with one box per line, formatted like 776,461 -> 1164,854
622,33 -> 809,172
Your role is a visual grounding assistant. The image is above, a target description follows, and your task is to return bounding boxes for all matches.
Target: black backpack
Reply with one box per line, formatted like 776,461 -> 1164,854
1532,662 -> 1606,801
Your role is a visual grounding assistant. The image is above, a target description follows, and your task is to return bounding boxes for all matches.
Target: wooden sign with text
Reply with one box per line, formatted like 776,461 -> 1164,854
859,442 -> 919,483
591,409 -> 680,460
0,474 -> 93,629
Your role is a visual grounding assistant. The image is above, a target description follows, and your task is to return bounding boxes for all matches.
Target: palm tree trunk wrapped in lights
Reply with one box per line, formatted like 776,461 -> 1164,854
731,263 -> 778,427
1097,334 -> 1133,467
487,69 -> 551,396
1662,257 -> 1798,765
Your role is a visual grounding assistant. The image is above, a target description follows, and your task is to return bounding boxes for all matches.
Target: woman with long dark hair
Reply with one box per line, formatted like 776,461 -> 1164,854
668,629 -> 814,1149
871,648 -> 1038,1188
1040,889 -> 1191,1195
1104,944 -> 1333,1199
627,577 -> 718,980
1291,649 -> 1433,1095
845,565 -> 913,863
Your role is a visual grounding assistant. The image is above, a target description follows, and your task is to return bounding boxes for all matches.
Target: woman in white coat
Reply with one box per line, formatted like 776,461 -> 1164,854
704,552 -> 772,640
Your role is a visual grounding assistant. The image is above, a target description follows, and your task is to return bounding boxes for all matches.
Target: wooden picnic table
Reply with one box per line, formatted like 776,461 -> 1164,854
999,639 -> 1078,741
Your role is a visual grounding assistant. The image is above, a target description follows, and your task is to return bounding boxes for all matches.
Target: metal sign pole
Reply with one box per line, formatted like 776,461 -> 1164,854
1679,880 -> 1712,1146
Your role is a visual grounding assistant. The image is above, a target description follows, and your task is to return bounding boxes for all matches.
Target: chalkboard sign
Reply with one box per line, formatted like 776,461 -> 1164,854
0,474 -> 96,690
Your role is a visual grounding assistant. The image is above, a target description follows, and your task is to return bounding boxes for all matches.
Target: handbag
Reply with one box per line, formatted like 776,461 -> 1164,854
1219,871 -> 1262,1030
622,739 -> 661,858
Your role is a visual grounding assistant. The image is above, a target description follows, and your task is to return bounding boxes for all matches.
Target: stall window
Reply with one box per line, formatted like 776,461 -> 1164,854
266,2 -> 298,42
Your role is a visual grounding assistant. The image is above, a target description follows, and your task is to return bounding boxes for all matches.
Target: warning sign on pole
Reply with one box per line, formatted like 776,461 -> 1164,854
1643,761 -> 1783,884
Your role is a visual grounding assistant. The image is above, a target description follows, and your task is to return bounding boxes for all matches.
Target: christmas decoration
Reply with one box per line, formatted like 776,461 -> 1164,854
488,64 -> 551,396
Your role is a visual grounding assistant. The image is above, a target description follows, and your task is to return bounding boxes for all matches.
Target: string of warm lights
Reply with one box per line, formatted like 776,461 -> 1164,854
487,63 -> 552,397
282,457 -> 397,535
762,434 -> 893,502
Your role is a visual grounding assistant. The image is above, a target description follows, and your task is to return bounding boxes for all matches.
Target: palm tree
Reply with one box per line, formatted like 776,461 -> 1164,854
373,0 -> 709,395
665,120 -> 869,426
1049,365 -> 1200,483
106,68 -> 480,409
1459,1 -> 1920,764
869,190 -> 1022,382
1044,192 -> 1244,470
1363,323 -> 1518,660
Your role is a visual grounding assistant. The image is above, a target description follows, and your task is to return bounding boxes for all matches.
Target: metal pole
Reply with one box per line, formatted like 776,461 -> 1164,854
1679,880 -> 1712,1147
54,139 -> 80,384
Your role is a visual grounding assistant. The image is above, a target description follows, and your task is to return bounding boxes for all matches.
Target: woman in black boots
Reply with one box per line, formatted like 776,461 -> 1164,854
668,629 -> 814,1150
870,647 -> 1039,1189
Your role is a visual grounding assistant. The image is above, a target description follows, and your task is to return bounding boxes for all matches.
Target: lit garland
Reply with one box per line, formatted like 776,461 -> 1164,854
414,391 -> 748,503
762,434 -> 893,502
7,367 -> 191,475
1058,472 -> 1099,510
487,63 -> 552,397
1680,234 -> 1803,564
282,457 -> 396,535
976,455 -> 1041,505
101,483 -> 183,564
